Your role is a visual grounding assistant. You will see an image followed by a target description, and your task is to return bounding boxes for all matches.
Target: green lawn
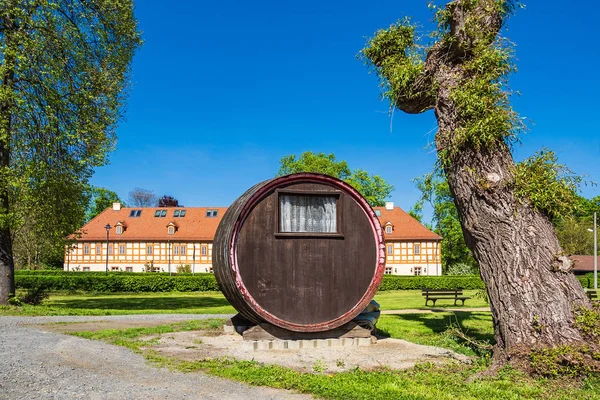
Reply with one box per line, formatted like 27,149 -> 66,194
374,289 -> 488,309
0,289 -> 490,316
69,319 -> 598,400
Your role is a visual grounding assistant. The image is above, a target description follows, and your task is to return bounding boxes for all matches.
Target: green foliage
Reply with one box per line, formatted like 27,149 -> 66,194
514,150 -> 583,219
413,172 -> 477,271
277,151 -> 394,206
0,1 -> 142,297
447,263 -> 477,275
15,272 -> 220,293
359,18 -> 428,112
87,187 -> 124,221
378,275 -> 485,290
176,264 -> 192,273
530,345 -> 600,378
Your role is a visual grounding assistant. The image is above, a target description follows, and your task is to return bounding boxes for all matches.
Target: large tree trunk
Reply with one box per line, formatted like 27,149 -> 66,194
429,1 -> 591,361
0,10 -> 16,305
440,141 -> 589,363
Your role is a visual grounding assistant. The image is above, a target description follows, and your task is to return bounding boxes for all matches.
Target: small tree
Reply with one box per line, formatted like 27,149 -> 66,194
158,195 -> 181,207
128,188 -> 158,208
278,151 -> 394,206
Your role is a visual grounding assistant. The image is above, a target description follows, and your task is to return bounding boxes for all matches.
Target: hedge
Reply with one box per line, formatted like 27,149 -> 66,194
14,271 -> 592,293
16,273 -> 220,292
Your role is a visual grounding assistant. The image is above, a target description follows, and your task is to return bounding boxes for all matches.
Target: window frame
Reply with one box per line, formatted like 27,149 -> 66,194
385,225 -> 393,234
274,189 -> 344,238
119,245 -> 125,255
83,245 -> 90,255
146,245 -> 153,255
116,225 -> 123,235
83,267 -> 90,272
206,209 -> 218,218
414,244 -> 421,255
173,245 -> 179,255
180,245 -> 186,255
413,266 -> 422,276
201,245 -> 207,256
387,245 -> 393,255
96,245 -> 101,254
168,226 -> 175,235
125,267 -> 133,272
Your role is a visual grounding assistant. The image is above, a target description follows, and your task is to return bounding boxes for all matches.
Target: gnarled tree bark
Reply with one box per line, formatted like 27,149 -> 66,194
371,0 -> 591,366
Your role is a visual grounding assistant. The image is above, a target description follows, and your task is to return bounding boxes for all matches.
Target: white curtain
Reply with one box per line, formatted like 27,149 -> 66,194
280,195 -> 337,233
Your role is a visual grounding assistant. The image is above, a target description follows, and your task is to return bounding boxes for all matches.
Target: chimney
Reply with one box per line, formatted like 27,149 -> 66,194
112,202 -> 121,211
385,202 -> 394,211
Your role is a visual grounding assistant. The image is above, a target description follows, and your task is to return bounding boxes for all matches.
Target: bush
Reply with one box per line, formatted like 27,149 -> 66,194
15,273 -> 220,293
447,263 -> 477,276
378,275 -> 485,291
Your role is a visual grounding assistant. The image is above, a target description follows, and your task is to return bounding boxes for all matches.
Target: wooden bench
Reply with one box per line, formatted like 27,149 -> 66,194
586,290 -> 599,301
422,289 -> 471,307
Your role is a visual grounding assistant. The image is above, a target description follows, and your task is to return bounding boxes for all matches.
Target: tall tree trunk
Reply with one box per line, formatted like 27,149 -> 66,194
439,140 -> 589,363
429,1 -> 591,360
0,10 -> 16,304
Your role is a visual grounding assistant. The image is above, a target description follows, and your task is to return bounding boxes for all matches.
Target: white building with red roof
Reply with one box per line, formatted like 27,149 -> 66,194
65,201 -> 442,275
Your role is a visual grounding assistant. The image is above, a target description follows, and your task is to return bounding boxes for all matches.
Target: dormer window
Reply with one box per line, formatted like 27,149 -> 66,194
155,210 -> 167,217
115,222 -> 125,235
168,226 -> 175,235
385,225 -> 393,234
206,209 -> 218,218
174,210 -> 186,217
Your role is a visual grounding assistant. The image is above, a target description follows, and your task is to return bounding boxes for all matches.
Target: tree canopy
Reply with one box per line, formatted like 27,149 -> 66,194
128,187 -> 157,208
0,1 -> 141,303
87,187 -> 125,222
277,151 -> 394,207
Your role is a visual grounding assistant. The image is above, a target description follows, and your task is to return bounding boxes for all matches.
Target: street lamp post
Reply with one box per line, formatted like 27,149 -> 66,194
588,212 -> 598,290
105,224 -> 111,276
595,212 -> 598,290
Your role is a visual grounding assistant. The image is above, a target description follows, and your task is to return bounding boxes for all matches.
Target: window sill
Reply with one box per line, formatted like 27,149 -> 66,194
274,232 -> 344,239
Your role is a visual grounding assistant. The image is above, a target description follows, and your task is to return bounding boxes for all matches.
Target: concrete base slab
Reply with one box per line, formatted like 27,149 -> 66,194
242,336 -> 377,351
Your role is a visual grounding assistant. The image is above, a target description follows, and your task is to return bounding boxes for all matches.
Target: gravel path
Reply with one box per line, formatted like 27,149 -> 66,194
0,314 -> 311,400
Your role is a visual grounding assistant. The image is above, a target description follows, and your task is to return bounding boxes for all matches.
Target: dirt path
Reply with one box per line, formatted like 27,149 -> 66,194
0,314 -> 310,400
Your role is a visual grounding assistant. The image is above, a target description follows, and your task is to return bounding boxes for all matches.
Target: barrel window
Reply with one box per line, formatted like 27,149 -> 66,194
279,194 -> 337,233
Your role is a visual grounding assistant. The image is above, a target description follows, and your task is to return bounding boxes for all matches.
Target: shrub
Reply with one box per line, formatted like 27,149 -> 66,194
378,275 -> 485,290
177,264 -> 192,273
15,273 -> 220,293
447,263 -> 476,276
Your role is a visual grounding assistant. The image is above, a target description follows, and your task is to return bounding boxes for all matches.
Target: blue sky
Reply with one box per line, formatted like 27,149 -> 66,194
92,0 -> 600,220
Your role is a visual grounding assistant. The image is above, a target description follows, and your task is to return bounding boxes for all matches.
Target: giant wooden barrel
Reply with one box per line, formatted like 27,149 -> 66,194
213,173 -> 385,332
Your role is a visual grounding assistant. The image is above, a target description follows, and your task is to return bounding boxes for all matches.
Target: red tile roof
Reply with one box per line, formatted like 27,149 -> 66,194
77,206 -> 227,241
374,206 -> 442,241
75,204 -> 441,242
570,255 -> 600,272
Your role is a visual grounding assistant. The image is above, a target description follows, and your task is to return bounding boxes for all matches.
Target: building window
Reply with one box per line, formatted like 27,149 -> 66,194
279,194 -> 337,233
206,209 -> 218,218
385,266 -> 392,275
174,210 -> 187,217
119,245 -> 125,255
155,210 -> 167,217
168,226 -> 175,235
147,245 -> 153,255
201,245 -> 207,256
83,267 -> 90,272
125,267 -> 133,272
414,244 -> 421,255
374,209 -> 381,216
96,245 -> 101,254
108,245 -> 113,255
116,226 -> 123,235
385,226 -> 392,234
387,245 -> 393,255
129,210 -> 141,217
180,245 -> 186,255
111,266 -> 120,271
414,267 -> 422,276
174,245 -> 179,255
83,245 -> 90,255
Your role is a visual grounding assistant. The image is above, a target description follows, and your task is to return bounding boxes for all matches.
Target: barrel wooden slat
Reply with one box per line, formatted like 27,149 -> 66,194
213,173 -> 385,332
